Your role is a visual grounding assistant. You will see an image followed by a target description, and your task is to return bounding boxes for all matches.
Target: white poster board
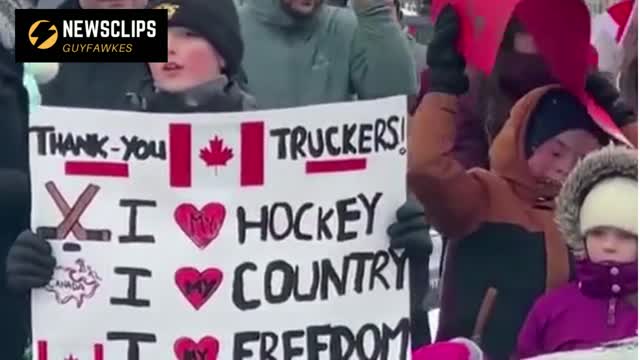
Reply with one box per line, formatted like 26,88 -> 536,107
28,97 -> 410,360
526,337 -> 638,360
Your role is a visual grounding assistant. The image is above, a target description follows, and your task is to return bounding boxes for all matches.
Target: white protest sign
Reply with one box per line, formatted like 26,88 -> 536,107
29,97 -> 410,360
525,337 -> 638,360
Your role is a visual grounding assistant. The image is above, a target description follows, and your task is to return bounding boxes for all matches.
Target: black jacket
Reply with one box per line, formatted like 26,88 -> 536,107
39,60 -> 147,110
129,77 -> 256,113
38,0 -> 148,110
0,45 -> 31,360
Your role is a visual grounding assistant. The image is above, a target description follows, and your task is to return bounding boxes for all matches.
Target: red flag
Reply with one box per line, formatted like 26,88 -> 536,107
431,0 -> 632,145
431,0 -> 520,74
514,0 -> 591,96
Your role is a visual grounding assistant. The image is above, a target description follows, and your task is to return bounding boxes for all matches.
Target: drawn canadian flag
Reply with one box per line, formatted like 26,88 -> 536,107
168,122 -> 265,188
168,120 -> 368,189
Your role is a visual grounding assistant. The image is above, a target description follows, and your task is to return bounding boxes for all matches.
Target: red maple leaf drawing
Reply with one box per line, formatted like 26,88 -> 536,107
199,136 -> 234,175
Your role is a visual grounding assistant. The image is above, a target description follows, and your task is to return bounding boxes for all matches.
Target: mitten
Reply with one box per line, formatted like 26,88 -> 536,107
387,198 -> 432,254
6,230 -> 56,292
586,72 -> 635,127
426,5 -> 469,95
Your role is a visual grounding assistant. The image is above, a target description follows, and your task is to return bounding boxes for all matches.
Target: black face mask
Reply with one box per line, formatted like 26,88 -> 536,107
495,51 -> 556,100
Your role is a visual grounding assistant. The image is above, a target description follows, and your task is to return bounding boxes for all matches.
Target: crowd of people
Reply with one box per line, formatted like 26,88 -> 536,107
0,0 -> 637,359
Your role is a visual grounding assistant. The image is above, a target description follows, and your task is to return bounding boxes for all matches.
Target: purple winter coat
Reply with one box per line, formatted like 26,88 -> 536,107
515,282 -> 637,359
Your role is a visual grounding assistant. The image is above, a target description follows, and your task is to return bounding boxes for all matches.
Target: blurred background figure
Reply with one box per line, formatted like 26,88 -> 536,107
36,0 -> 148,110
237,0 -> 417,109
392,0 -> 428,91
591,0 -> 637,113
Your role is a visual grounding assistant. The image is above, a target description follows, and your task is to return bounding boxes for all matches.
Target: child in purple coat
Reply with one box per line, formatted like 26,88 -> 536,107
516,146 -> 638,359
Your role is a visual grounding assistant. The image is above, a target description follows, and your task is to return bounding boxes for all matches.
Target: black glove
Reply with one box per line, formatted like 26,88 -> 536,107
6,230 -> 56,292
387,199 -> 432,254
426,5 -> 469,95
586,72 -> 636,127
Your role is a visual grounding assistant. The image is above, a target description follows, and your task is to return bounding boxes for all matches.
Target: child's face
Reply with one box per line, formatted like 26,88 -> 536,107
148,27 -> 225,93
586,227 -> 638,263
527,129 -> 601,184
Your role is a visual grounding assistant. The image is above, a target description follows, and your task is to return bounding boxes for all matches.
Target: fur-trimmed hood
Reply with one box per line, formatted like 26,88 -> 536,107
556,145 -> 638,255
0,0 -> 34,50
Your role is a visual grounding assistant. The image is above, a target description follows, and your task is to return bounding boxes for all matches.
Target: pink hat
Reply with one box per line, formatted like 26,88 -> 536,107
412,338 -> 484,360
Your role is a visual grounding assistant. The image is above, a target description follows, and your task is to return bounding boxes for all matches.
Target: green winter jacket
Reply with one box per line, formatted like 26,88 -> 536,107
238,0 -> 418,109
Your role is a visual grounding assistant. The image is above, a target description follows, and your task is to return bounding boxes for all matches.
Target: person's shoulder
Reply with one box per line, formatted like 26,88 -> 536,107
323,5 -> 358,30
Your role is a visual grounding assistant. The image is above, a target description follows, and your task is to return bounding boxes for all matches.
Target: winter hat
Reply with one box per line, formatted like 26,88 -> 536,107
151,0 -> 243,76
525,89 -> 608,158
579,177 -> 637,236
23,63 -> 59,112
556,145 -> 638,255
24,63 -> 59,84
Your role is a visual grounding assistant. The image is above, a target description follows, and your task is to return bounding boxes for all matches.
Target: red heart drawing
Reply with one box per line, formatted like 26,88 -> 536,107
174,336 -> 219,360
174,203 -> 226,249
175,267 -> 223,310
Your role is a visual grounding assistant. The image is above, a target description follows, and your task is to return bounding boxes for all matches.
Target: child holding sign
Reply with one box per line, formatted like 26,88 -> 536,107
516,146 -> 637,358
407,5 -> 637,360
128,0 -> 256,113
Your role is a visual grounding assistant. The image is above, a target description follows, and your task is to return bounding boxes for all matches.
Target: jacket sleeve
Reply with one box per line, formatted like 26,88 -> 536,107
348,0 -> 418,99
407,93 -> 489,239
39,74 -> 68,107
0,46 -> 30,360
414,68 -> 490,169
515,301 -> 546,359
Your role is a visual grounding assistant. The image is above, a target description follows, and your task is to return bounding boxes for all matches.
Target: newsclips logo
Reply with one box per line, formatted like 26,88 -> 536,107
15,9 -> 167,62
28,20 -> 58,50
29,18 -> 156,53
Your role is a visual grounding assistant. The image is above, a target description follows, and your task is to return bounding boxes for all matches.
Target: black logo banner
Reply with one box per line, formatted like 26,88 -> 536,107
15,9 -> 168,62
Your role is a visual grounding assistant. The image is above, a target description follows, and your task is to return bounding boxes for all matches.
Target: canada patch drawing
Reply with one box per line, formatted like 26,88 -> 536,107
45,258 -> 102,308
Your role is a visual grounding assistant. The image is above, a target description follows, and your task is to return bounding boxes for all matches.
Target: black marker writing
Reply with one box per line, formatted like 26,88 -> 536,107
237,193 -> 382,244
119,199 -> 157,244
232,250 -> 408,310
233,318 -> 410,360
270,117 -> 403,160
180,349 -> 211,360
30,126 -> 110,158
121,136 -> 167,161
106,332 -> 156,360
110,267 -> 152,307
